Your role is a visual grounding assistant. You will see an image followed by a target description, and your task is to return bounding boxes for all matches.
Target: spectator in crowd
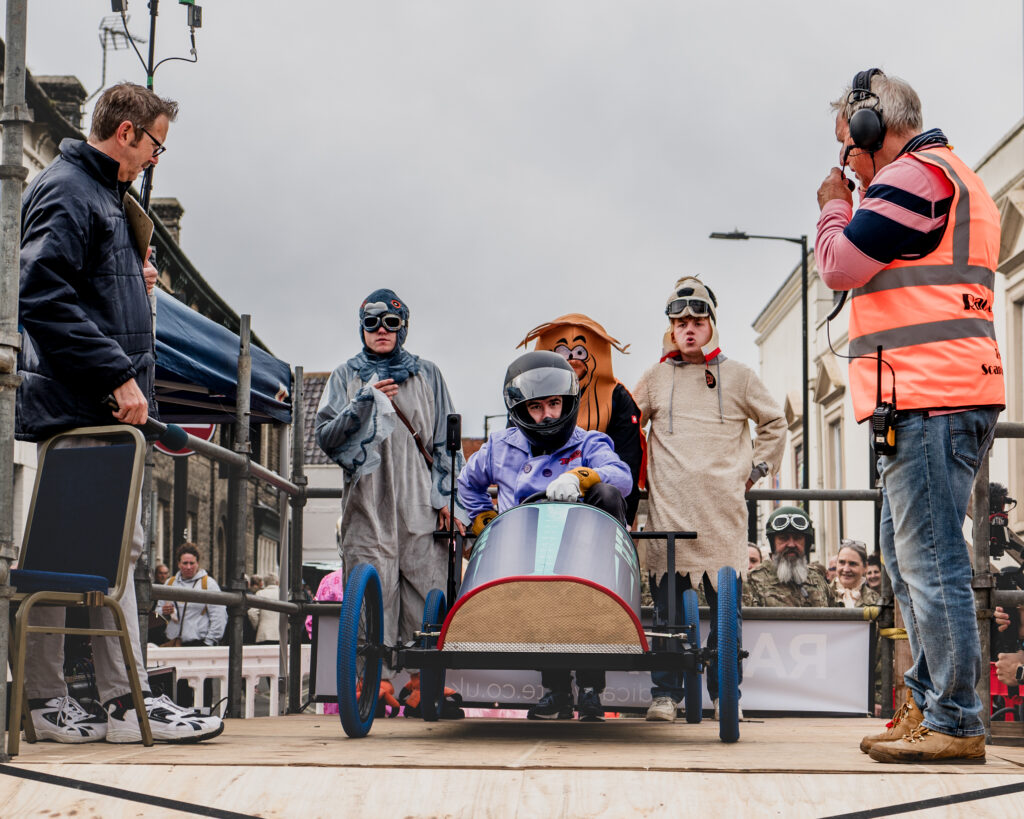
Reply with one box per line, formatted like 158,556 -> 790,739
865,553 -> 883,592
517,314 -> 645,526
826,555 -> 838,584
15,82 -> 221,744
147,564 -> 170,646
748,543 -> 763,572
316,288 -> 464,707
458,351 -> 631,721
832,540 -> 881,608
305,569 -> 345,640
248,573 -> 282,645
633,276 -> 786,722
744,507 -> 837,607
158,543 -> 228,647
306,569 -> 345,715
248,574 -> 264,594
817,69 -> 1002,763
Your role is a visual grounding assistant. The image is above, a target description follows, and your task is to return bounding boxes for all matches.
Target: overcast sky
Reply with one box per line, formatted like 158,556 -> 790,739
24,1 -> 1024,436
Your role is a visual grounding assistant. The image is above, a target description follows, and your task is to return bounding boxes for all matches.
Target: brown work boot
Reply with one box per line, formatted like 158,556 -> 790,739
859,689 -> 923,753
868,725 -> 986,764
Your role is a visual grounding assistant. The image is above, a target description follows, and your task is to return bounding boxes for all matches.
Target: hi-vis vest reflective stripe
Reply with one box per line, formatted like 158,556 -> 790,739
847,146 -> 1005,422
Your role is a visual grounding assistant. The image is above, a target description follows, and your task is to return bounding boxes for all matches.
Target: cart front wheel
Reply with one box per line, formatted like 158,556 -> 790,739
337,563 -> 384,738
419,588 -> 447,722
716,566 -> 740,743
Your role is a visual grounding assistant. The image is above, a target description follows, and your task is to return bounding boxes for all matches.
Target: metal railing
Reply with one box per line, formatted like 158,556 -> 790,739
6,336 -> 1023,751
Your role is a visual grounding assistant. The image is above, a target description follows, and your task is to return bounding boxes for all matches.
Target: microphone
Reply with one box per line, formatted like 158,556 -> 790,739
827,290 -> 848,322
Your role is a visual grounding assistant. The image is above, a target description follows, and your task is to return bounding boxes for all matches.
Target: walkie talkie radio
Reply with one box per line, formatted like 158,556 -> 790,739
871,345 -> 897,455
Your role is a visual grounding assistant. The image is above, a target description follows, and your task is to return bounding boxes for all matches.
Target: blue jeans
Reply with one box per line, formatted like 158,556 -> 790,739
878,408 -> 998,738
650,572 -> 742,703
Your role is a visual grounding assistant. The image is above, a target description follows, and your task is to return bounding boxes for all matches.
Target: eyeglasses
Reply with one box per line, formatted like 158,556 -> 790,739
665,298 -> 712,318
362,314 -> 404,333
138,126 -> 166,157
768,513 -> 810,532
840,538 -> 866,548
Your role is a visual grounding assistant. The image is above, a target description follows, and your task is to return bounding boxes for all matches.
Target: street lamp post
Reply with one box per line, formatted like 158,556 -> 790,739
709,230 -> 810,490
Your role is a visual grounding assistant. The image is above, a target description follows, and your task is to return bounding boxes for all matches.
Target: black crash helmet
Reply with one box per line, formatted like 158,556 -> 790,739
503,351 -> 580,450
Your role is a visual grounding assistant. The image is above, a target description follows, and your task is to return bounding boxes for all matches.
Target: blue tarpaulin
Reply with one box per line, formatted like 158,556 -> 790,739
154,289 -> 292,424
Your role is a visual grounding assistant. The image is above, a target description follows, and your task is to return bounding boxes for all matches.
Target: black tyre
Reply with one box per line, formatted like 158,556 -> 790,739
419,588 -> 447,722
682,588 -> 702,724
716,566 -> 740,743
337,563 -> 384,738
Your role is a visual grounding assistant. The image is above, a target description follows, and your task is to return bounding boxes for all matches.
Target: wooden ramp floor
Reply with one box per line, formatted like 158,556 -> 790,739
2,715 -> 1024,818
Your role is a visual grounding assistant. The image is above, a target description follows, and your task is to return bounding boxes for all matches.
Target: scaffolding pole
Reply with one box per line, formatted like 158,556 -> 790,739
288,367 -> 307,713
0,0 -> 30,763
224,316 -> 252,717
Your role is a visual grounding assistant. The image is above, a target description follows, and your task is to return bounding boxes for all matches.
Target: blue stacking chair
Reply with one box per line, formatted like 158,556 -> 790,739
7,425 -> 153,755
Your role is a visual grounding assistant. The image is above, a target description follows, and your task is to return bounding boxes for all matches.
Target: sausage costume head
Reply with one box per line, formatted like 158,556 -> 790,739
517,313 -> 629,434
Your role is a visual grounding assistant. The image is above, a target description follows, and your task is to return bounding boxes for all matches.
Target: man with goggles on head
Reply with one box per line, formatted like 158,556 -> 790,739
743,506 -> 837,608
316,288 -> 465,708
634,275 -> 787,723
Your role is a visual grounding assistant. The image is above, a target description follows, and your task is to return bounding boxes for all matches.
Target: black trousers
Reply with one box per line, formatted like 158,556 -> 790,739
537,483 -> 624,695
541,669 -> 605,692
583,482 -> 627,526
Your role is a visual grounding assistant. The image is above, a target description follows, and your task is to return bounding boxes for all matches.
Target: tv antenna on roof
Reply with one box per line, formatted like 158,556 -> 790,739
86,15 -> 146,102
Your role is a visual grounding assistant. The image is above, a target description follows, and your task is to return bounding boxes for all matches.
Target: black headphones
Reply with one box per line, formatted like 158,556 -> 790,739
848,68 -> 886,152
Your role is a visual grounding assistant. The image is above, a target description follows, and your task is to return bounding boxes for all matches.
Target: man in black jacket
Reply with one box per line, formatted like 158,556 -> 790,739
17,83 -> 223,744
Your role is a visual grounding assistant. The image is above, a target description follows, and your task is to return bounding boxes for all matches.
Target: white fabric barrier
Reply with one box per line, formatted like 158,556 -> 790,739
147,644 -> 311,718
313,617 -> 871,714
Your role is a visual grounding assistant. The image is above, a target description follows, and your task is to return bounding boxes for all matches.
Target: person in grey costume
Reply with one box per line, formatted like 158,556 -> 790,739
316,288 -> 464,695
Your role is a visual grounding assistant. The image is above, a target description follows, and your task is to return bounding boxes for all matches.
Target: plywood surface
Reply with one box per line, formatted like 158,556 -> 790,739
3,717 -> 1024,817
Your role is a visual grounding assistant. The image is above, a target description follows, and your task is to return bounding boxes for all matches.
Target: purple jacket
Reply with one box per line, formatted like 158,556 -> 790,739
458,426 -> 631,519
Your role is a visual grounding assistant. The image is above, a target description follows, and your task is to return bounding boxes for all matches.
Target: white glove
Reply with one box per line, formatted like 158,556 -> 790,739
546,472 -> 582,502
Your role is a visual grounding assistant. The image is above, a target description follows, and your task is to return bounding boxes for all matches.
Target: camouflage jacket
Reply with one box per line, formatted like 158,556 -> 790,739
742,559 -> 839,607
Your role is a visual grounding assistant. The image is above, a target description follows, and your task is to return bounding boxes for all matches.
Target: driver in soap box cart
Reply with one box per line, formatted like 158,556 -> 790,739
457,350 -> 632,721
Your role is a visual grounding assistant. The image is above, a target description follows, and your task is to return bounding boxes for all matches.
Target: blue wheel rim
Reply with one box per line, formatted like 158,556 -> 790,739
716,566 -> 740,743
337,564 -> 383,738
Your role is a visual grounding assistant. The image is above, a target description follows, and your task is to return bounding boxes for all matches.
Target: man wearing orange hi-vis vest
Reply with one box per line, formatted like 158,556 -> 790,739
816,69 -> 1004,765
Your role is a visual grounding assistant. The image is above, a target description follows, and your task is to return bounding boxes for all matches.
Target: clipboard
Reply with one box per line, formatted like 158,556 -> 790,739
122,193 -> 153,259
123,193 -> 157,335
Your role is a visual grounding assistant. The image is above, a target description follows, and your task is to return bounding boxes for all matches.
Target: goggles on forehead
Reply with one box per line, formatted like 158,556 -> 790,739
666,298 -> 713,318
362,314 -> 404,332
768,513 -> 810,532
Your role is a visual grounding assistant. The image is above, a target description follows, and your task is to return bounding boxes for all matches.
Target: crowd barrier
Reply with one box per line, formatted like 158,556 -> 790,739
146,644 -> 311,719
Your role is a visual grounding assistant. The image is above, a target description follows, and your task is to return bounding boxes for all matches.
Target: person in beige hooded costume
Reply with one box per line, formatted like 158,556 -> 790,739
634,275 -> 786,721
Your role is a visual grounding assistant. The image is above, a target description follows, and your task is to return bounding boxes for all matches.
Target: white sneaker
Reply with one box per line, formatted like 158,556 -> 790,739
29,696 -> 107,743
106,694 -> 225,744
645,696 -> 678,722
712,698 -> 743,721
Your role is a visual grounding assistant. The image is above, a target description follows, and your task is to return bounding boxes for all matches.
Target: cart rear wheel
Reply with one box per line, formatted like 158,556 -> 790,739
337,563 -> 384,738
419,588 -> 447,722
716,566 -> 740,743
682,588 -> 702,724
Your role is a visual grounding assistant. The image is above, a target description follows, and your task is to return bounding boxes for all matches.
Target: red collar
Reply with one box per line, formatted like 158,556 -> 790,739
660,347 -> 721,364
